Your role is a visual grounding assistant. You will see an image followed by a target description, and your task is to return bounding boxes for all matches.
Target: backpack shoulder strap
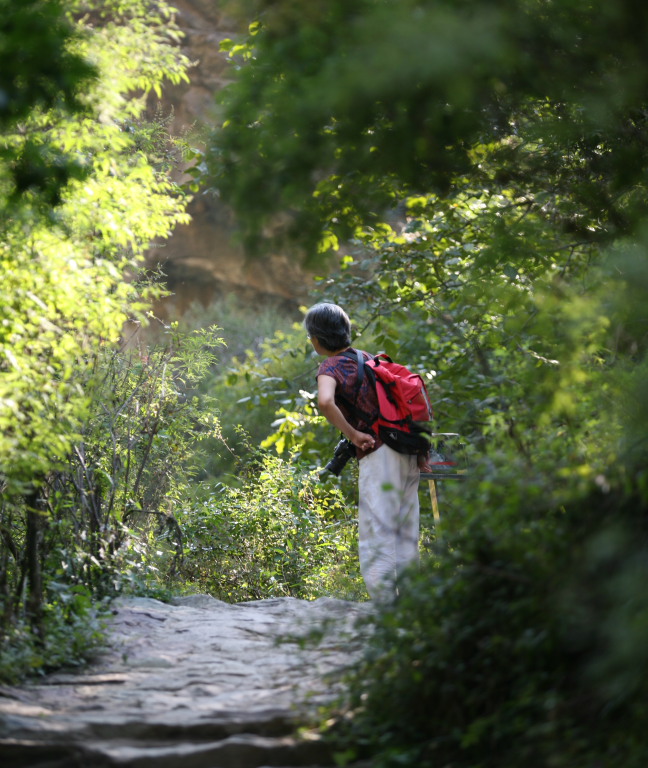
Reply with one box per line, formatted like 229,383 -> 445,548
335,348 -> 376,425
339,348 -> 376,390
339,348 -> 366,390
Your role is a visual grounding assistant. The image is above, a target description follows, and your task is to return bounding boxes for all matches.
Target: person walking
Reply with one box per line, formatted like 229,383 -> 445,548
304,302 -> 422,602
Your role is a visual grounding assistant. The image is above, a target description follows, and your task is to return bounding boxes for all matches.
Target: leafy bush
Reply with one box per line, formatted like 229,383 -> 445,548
0,584 -> 106,685
331,472 -> 648,768
0,0 -> 194,677
0,322 -> 223,681
176,443 -> 365,602
174,302 -> 339,478
0,0 -> 191,499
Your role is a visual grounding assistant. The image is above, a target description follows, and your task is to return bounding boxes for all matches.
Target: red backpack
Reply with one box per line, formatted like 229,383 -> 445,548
339,349 -> 433,455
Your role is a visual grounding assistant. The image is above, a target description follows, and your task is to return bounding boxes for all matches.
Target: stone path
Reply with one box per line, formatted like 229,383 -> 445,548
0,594 -> 373,768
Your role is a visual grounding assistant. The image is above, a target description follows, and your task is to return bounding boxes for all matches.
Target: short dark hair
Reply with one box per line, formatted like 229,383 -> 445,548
304,303 -> 352,351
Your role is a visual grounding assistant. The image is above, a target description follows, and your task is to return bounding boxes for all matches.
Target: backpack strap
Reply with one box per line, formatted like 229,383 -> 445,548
334,348 -> 376,426
339,348 -> 369,386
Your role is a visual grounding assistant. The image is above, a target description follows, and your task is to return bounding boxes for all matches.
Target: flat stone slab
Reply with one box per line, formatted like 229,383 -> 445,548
0,595 -> 373,767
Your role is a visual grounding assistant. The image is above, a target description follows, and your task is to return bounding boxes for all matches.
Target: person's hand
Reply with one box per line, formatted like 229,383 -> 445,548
351,430 -> 375,451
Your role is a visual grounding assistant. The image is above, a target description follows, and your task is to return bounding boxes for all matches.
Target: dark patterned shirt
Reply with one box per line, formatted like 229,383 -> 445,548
317,348 -> 382,459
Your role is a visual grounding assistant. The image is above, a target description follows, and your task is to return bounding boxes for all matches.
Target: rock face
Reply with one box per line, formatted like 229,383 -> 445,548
0,595 -> 373,767
151,0 -> 313,317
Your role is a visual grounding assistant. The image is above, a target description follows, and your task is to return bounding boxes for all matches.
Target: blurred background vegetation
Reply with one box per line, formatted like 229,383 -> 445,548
2,1 -> 648,766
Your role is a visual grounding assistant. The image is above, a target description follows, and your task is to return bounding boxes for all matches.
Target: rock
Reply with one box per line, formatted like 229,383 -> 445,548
146,0 -> 315,317
0,596 -> 373,767
170,593 -> 230,609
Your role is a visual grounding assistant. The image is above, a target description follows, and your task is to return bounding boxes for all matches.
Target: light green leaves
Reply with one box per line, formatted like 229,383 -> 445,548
0,0 -> 192,494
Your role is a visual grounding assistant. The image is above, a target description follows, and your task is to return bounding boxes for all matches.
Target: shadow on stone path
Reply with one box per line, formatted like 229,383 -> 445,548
0,595 -> 374,768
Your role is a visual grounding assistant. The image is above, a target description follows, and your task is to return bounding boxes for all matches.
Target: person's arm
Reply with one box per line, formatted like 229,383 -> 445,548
317,374 -> 376,452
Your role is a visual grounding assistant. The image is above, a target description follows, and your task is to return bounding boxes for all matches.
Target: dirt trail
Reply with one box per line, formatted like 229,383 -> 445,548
0,594 -> 372,767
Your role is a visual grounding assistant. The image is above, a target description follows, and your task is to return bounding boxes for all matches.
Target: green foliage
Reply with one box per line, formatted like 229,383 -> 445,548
62,325 -> 222,588
1,0 -> 191,498
165,298 -> 336,478
221,327 -> 326,462
209,0 -> 648,255
204,0 -> 648,763
168,294 -> 300,363
0,0 -> 96,200
0,0 -> 92,120
332,480 -> 648,768
0,585 -> 107,684
156,297 -> 302,467
177,444 -> 365,602
0,323 -> 224,681
0,0 -> 194,677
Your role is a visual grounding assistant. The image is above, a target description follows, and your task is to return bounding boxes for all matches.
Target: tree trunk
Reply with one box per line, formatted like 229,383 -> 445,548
24,490 -> 45,639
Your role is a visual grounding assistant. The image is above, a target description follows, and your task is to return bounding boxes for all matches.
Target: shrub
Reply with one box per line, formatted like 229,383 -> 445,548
176,444 -> 365,602
0,323 -> 223,681
0,584 -> 106,684
331,475 -> 648,768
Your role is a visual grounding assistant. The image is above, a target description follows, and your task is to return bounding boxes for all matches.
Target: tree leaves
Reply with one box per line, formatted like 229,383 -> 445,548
0,1 -> 191,495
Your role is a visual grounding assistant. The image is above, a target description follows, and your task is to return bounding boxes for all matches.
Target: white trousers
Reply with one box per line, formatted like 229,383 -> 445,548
358,444 -> 420,601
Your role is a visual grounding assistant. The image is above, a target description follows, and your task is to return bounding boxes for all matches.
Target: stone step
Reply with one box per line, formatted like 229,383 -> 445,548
0,731 -> 336,768
0,596 -> 374,768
